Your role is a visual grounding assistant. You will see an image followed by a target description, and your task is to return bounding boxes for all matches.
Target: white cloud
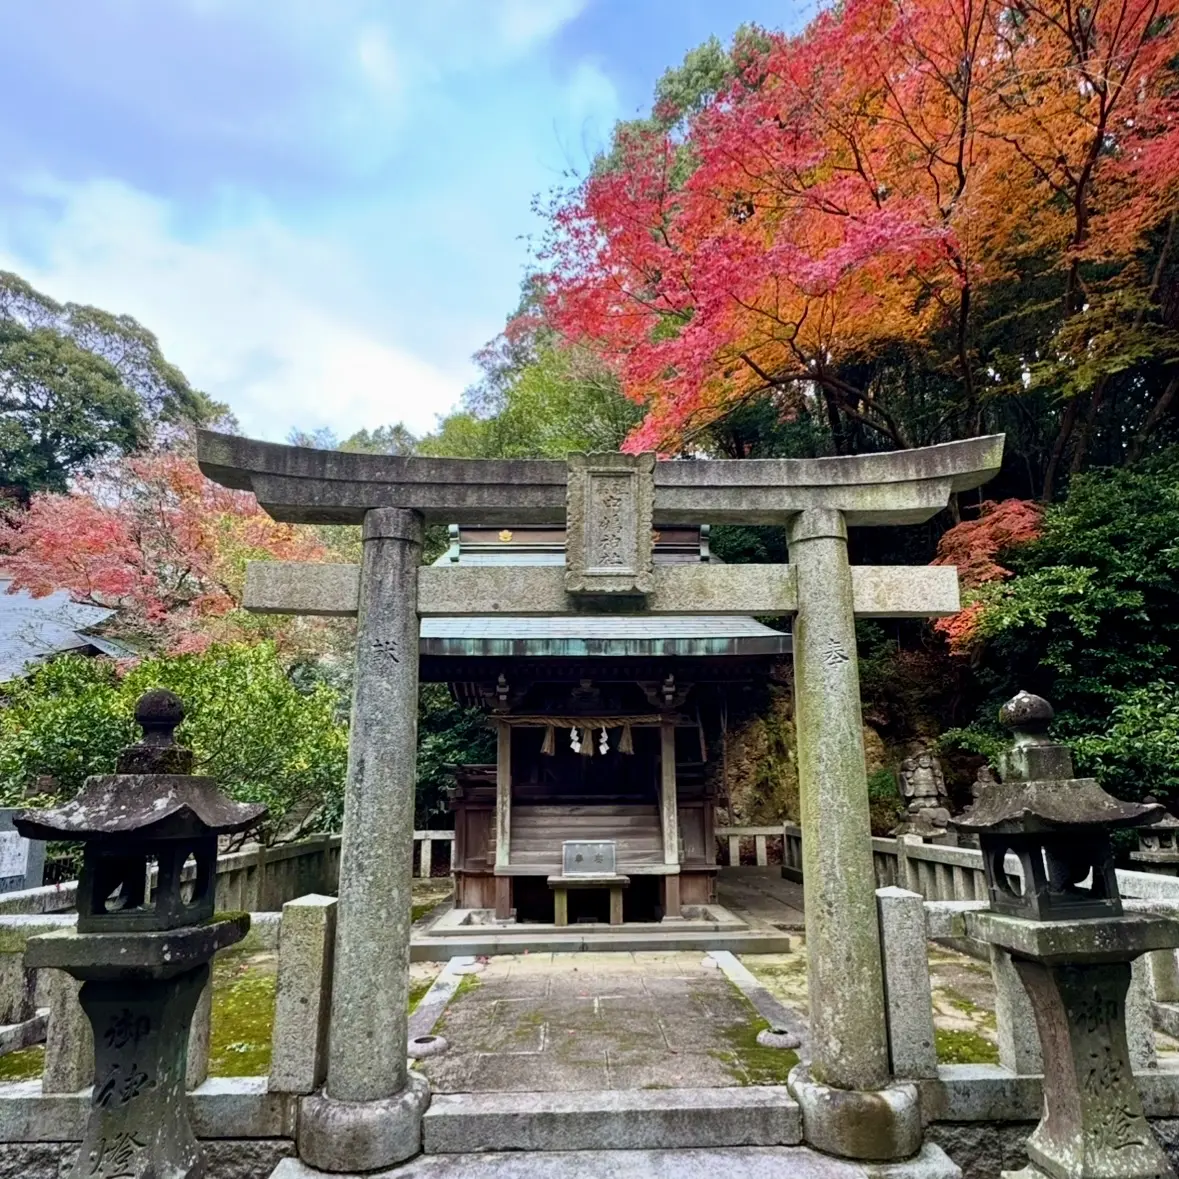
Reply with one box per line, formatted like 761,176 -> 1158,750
355,26 -> 404,99
0,178 -> 470,441
493,0 -> 587,52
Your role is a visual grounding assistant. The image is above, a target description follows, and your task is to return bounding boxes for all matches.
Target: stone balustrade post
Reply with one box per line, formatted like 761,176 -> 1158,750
42,969 -> 93,1093
298,509 -> 429,1173
270,894 -> 337,1095
897,833 -> 924,895
876,887 -> 938,1079
185,974 -> 213,1090
1127,955 -> 1157,1070
1146,946 -> 1179,1003
0,950 -> 34,1026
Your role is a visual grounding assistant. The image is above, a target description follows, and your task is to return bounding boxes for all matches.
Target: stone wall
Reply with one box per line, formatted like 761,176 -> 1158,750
0,1139 -> 294,1179
929,1120 -> 1179,1178
719,673 -> 898,832
720,681 -> 798,826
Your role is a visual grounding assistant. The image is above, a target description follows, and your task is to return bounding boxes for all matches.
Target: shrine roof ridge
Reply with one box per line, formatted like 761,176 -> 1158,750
197,432 -> 1005,527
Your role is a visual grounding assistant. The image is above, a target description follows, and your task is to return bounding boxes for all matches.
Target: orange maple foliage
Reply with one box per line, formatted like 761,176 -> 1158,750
0,452 -> 327,652
544,0 -> 1179,455
931,498 -> 1044,650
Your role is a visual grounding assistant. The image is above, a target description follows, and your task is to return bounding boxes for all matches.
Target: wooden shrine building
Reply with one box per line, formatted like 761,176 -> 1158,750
421,524 -> 790,924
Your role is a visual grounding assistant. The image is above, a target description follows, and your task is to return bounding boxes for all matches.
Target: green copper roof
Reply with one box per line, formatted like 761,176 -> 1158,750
421,524 -> 789,659
419,615 -> 790,659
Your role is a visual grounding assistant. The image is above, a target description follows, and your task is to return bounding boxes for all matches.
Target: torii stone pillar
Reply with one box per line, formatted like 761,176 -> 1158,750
197,429 -> 1004,1171
298,509 -> 428,1172
789,508 -> 889,1092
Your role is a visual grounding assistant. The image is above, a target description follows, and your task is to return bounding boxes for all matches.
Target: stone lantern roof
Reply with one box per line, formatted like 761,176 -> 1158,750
952,776 -> 1162,835
15,689 -> 266,843
954,690 -> 1161,836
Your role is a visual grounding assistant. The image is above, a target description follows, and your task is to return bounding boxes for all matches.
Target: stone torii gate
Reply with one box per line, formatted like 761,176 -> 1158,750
197,431 -> 1003,1173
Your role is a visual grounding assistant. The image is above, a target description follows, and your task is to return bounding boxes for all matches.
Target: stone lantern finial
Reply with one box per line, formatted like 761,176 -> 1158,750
118,688 -> 193,774
998,689 -> 1053,738
997,690 -> 1074,783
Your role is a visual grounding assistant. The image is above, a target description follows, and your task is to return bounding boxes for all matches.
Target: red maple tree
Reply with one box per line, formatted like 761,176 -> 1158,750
0,452 -> 327,652
543,0 -> 1179,462
931,498 -> 1044,650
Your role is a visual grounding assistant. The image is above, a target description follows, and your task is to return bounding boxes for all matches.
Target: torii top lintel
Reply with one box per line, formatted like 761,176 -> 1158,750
197,431 -> 1005,528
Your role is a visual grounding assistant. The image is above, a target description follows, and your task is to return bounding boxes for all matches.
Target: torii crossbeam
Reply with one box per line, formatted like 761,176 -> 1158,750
197,430 -> 1003,1169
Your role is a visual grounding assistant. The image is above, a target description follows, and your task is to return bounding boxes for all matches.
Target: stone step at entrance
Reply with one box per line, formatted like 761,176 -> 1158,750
272,1143 -> 962,1178
422,1086 -> 800,1153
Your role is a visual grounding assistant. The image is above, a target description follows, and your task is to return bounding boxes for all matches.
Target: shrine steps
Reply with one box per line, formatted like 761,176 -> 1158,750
272,1143 -> 961,1177
422,1085 -> 800,1152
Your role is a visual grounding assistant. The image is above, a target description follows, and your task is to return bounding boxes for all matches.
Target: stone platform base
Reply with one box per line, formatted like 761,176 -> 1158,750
423,1086 -> 800,1152
271,1143 -> 961,1178
410,928 -> 791,961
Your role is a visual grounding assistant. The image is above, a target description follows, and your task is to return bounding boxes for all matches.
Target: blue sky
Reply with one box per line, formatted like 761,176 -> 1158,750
0,1 -> 811,441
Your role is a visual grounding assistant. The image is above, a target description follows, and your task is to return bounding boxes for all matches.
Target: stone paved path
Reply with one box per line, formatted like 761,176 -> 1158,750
421,951 -> 773,1093
716,867 -> 806,931
276,1144 -> 959,1178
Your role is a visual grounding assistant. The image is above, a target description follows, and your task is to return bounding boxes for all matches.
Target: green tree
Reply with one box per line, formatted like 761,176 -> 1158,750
0,270 -> 229,501
422,344 -> 639,459
415,685 -> 495,828
0,644 -> 348,841
0,320 -> 143,498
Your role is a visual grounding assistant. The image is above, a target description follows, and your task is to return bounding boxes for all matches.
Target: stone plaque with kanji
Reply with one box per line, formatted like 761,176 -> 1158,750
565,452 -> 654,597
563,840 -> 618,877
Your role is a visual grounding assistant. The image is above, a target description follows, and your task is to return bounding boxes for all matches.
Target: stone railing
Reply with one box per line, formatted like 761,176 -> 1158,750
874,884 -> 1179,1127
786,823 -> 1179,908
0,895 -> 339,1165
0,833 -> 342,917
781,823 -> 899,888
715,826 -> 784,867
414,830 -> 455,878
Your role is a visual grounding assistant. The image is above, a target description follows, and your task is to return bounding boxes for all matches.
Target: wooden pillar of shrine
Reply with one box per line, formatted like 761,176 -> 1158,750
660,722 -> 682,919
494,722 -> 512,920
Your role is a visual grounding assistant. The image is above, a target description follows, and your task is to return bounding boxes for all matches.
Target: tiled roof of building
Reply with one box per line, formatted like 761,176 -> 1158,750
0,578 -> 129,683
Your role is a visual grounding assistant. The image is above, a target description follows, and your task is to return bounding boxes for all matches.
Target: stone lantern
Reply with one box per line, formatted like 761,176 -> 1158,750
1130,800 -> 1179,876
955,691 -> 1179,1179
15,689 -> 267,1179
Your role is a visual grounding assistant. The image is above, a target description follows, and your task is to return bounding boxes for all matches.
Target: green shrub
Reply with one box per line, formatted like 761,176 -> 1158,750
0,643 -> 348,840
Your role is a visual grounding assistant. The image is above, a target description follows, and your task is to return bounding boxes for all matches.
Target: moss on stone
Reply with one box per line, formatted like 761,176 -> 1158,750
209,953 -> 277,1077
0,928 -> 55,955
711,988 -> 799,1085
453,973 -> 480,1000
935,1027 -> 999,1065
941,987 -> 980,1016
0,1044 -> 43,1081
433,972 -> 479,1035
408,979 -> 432,1013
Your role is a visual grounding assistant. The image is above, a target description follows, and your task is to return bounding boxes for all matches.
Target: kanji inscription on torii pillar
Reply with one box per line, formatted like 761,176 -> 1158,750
197,429 -> 1003,1167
